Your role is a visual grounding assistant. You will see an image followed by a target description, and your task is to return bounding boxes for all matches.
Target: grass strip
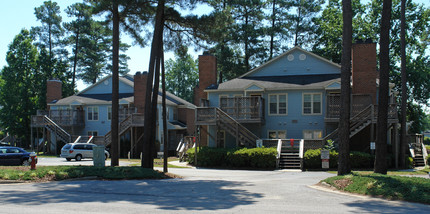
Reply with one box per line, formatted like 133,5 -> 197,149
0,166 -> 172,182
322,172 -> 430,204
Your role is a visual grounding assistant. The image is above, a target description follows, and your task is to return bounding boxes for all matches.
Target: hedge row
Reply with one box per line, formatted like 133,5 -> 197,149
186,147 -> 418,169
186,147 -> 277,169
427,155 -> 430,167
304,149 -> 415,169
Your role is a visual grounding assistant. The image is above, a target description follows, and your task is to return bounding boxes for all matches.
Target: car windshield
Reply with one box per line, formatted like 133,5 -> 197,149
62,144 -> 72,150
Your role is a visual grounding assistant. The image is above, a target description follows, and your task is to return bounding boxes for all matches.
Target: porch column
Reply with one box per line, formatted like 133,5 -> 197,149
131,127 -> 134,159
31,127 -> 33,151
394,123 -> 399,168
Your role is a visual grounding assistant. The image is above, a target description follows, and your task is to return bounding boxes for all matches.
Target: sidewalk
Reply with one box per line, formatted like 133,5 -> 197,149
168,160 -> 194,168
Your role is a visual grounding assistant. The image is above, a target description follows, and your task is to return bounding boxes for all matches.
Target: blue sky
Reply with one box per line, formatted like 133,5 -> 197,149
0,0 -> 211,90
0,0 -> 429,91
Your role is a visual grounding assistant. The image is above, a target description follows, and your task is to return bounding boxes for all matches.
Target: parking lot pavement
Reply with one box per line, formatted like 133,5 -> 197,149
37,157 -> 132,166
1,168 -> 429,213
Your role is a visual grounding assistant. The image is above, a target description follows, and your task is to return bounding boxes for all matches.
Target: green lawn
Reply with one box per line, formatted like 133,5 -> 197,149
322,172 -> 430,204
0,165 -> 173,182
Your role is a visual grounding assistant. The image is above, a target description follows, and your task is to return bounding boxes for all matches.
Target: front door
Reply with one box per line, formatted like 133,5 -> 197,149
250,94 -> 262,119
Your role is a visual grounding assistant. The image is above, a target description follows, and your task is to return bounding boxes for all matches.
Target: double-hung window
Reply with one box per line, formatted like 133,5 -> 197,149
303,93 -> 322,115
268,130 -> 287,139
303,130 -> 322,139
87,107 -> 99,121
107,107 -> 112,121
87,131 -> 98,137
269,94 -> 287,115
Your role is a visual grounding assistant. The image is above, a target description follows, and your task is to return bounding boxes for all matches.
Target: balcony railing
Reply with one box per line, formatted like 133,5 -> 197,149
119,107 -> 137,121
326,94 -> 397,121
34,109 -> 85,127
219,96 -> 265,123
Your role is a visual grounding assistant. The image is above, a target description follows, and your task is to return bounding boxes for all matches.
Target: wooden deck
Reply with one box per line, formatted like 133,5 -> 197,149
196,97 -> 265,125
325,94 -> 398,123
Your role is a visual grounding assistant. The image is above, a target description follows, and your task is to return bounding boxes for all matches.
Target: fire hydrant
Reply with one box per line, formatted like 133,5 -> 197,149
30,152 -> 37,170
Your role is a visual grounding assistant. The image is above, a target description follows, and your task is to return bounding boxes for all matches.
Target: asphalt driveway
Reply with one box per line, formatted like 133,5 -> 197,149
0,167 -> 429,213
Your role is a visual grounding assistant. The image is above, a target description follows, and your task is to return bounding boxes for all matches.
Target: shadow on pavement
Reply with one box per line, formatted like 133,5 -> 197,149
344,200 -> 429,213
0,179 -> 262,211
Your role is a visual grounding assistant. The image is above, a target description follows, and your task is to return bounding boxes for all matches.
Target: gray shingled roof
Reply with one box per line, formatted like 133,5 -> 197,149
213,75 -> 341,91
51,74 -> 196,109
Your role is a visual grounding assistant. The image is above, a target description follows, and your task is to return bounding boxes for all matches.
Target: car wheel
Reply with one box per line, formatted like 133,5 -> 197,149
22,159 -> 30,166
66,158 -> 71,161
75,154 -> 82,161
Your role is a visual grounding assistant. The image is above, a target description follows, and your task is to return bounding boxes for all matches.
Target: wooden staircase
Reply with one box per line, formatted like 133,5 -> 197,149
324,105 -> 373,143
103,113 -> 144,147
215,108 -> 259,147
409,142 -> 427,167
277,139 -> 304,169
44,116 -> 72,144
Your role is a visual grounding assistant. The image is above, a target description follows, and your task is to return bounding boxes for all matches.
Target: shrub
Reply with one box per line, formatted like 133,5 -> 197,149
426,155 -> 430,167
245,147 -> 277,168
186,147 -> 277,169
304,149 -> 321,169
304,149 -> 338,169
424,136 -> 430,145
406,156 -> 414,169
349,151 -> 373,168
304,150 -> 378,169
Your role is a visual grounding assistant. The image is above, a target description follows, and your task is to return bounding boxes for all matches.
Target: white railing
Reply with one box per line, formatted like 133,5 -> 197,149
86,136 -> 94,144
276,139 -> 282,160
299,139 -> 304,159
73,136 -> 81,144
176,136 -> 195,162
409,143 -> 415,158
422,142 -> 428,165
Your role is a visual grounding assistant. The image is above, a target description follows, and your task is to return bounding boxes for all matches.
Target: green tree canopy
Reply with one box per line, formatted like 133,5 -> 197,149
0,29 -> 40,146
165,46 -> 198,103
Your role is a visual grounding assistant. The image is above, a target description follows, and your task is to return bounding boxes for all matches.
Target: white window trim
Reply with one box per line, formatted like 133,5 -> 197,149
87,131 -> 98,137
87,106 -> 99,121
219,95 -> 228,108
303,130 -> 323,140
107,106 -> 112,121
268,130 -> 287,139
268,93 -> 288,116
302,93 -> 322,115
217,130 -> 226,148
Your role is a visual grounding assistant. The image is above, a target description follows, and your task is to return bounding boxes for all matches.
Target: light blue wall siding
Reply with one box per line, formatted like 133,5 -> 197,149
262,90 -> 326,139
82,105 -> 111,136
207,91 -> 245,107
207,89 -> 328,147
248,49 -> 340,77
81,77 -> 133,94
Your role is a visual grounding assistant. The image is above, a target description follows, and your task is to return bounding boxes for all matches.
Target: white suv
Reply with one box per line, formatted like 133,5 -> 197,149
60,143 -> 109,161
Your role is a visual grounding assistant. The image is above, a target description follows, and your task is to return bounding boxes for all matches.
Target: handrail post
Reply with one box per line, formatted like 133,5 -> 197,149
299,139 -> 304,159
299,139 -> 304,171
276,139 -> 282,168
422,142 -> 428,166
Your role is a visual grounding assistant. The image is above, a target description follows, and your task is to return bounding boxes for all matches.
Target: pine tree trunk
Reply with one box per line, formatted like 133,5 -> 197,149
374,0 -> 392,174
111,0 -> 120,166
399,0 -> 407,169
162,48 -> 168,173
142,0 -> 165,168
338,0 -> 352,176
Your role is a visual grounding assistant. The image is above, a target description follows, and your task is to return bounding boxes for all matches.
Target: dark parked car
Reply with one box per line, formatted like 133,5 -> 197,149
0,142 -> 10,146
0,146 -> 33,166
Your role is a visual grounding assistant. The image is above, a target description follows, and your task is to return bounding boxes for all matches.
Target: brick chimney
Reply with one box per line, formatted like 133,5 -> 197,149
46,79 -> 62,109
352,40 -> 377,104
134,72 -> 148,113
194,52 -> 217,106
